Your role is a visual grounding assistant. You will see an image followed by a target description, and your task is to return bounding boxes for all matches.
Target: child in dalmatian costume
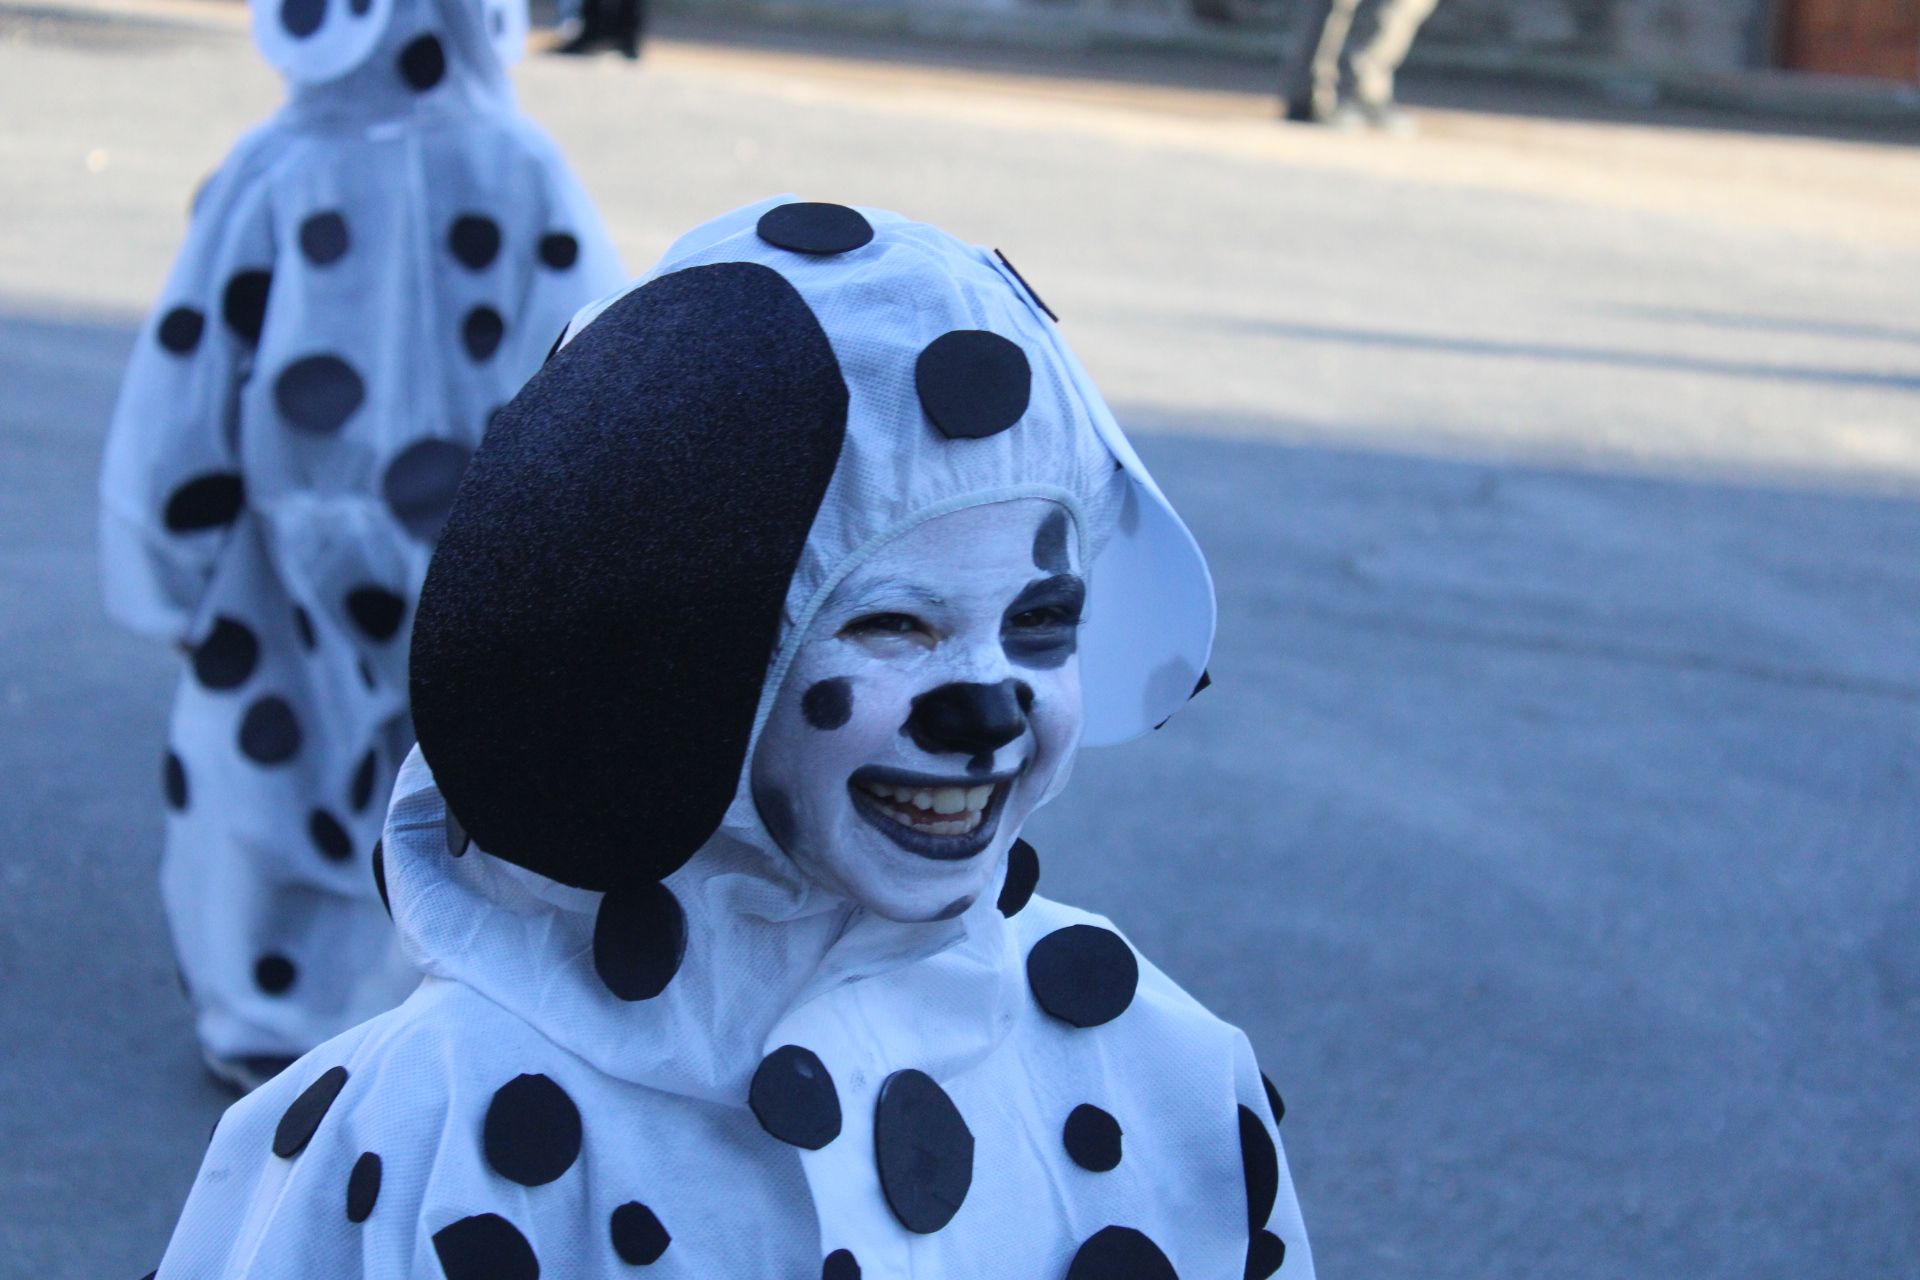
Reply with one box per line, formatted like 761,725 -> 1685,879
98,0 -> 623,1090
153,199 -> 1311,1279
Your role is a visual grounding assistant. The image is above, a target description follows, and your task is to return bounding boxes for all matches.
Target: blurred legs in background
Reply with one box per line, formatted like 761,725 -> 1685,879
1282,0 -> 1440,128
555,0 -> 645,59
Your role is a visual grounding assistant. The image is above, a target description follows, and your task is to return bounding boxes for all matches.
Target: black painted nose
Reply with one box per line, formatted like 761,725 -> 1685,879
906,680 -> 1030,758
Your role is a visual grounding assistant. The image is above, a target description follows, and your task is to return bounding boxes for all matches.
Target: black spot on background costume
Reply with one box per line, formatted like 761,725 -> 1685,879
749,1045 -> 841,1150
346,1151 -> 382,1223
157,306 -> 205,354
873,1068 -> 973,1234
411,262 -> 849,893
992,248 -> 1060,322
823,1250 -> 861,1280
308,809 -> 353,862
1239,1104 -> 1279,1231
238,695 -> 302,765
299,210 -> 349,265
609,1202 -> 671,1265
1261,1073 -> 1286,1125
915,329 -> 1031,441
484,1073 -> 582,1187
433,1213 -> 539,1280
192,615 -> 260,690
997,837 -> 1039,916
346,586 -> 406,641
448,215 -> 502,271
222,269 -> 272,344
1027,924 -> 1139,1028
163,749 -> 189,811
1063,1103 -> 1123,1172
1032,508 -> 1070,573
593,882 -> 686,1001
372,838 -> 390,915
383,438 -> 473,542
255,952 -> 297,994
292,604 -> 317,650
462,305 -> 505,362
756,202 -> 875,256
271,1064 -> 347,1157
279,0 -> 325,38
801,677 -> 853,731
1067,1226 -> 1178,1280
350,748 -> 378,811
1246,1231 -> 1286,1279
164,472 -> 244,532
275,354 -> 364,434
538,232 -> 579,270
397,33 -> 446,91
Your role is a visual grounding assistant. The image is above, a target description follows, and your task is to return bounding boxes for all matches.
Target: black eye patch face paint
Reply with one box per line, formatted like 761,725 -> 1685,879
1032,510 -> 1070,574
801,677 -> 853,730
1001,574 -> 1085,671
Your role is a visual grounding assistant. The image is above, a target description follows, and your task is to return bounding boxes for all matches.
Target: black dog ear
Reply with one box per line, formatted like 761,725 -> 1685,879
411,263 -> 848,891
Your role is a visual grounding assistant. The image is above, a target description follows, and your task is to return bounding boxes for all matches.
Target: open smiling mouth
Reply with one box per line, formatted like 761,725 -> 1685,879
847,765 -> 1022,861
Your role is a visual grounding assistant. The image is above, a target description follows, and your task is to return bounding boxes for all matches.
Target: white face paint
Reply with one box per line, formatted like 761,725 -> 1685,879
751,498 -> 1086,923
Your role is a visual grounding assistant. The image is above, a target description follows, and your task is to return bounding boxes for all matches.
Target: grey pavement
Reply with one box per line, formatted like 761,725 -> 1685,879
2,5 -> 1918,1277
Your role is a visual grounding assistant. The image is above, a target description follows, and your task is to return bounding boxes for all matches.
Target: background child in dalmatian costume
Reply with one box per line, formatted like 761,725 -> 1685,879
98,0 -> 623,1090
153,199 -> 1311,1279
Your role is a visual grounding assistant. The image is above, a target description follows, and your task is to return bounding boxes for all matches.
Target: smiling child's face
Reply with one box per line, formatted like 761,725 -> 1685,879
750,498 -> 1086,922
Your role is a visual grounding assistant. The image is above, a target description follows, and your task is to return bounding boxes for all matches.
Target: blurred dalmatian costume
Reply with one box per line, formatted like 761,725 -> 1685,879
154,200 -> 1311,1279
98,0 -> 623,1082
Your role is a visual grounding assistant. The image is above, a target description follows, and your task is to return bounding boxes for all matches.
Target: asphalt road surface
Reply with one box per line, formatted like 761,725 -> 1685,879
2,4 -> 1918,1276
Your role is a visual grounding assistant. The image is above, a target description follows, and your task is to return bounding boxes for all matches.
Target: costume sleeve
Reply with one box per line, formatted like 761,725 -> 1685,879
1236,1032 -> 1316,1280
98,134 -> 281,642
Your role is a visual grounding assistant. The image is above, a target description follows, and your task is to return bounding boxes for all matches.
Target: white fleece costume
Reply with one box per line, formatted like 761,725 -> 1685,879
153,201 -> 1311,1280
98,0 -> 623,1066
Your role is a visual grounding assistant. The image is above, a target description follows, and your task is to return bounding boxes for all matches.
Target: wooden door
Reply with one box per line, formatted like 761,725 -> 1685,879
1781,0 -> 1920,81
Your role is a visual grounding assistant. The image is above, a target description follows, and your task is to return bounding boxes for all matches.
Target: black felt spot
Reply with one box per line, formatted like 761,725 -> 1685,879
484,1073 -> 582,1187
874,1068 -> 973,1235
446,807 -> 470,856
397,33 -> 446,90
1032,508 -> 1070,573
309,808 -> 353,862
1027,924 -> 1138,1028
996,837 -> 1039,917
914,330 -> 1031,441
222,269 -> 272,344
292,604 -> 317,650
238,695 -> 302,765
593,882 -> 686,1001
433,1214 -> 539,1280
410,262 -> 848,893
275,354 -> 365,434
448,215 -> 502,271
384,438 -> 473,542
462,306 -> 505,362
346,1151 -> 382,1223
609,1201 -> 671,1265
163,749 -> 189,811
271,1064 -> 346,1157
1067,1226 -> 1178,1280
372,838 -> 390,915
350,748 -> 378,811
538,232 -> 580,270
157,306 -> 205,354
163,472 -> 244,532
992,248 -> 1060,322
801,677 -> 853,730
1246,1230 -> 1286,1279
749,1045 -> 841,1150
346,586 -> 406,641
1261,1073 -> 1286,1125
1062,1103 -> 1123,1172
255,952 -> 297,994
755,202 -> 875,256
191,615 -> 259,690
280,0 -> 325,37
299,210 -> 350,265
823,1250 -> 861,1280
1239,1104 -> 1279,1232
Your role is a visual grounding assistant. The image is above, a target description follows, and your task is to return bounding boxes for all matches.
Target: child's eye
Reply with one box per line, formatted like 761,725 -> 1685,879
1008,605 -> 1076,629
842,612 -> 925,638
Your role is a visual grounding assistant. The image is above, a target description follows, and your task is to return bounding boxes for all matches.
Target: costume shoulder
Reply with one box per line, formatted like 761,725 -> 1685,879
156,979 -> 580,1280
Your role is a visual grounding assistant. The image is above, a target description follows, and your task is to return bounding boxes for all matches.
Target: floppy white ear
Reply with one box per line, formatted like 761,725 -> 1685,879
479,0 -> 528,67
251,0 -> 394,83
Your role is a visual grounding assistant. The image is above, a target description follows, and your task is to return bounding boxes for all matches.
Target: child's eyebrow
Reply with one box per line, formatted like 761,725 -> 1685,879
826,575 -> 948,615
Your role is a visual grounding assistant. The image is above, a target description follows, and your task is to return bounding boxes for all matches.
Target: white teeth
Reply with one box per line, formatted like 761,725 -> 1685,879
856,777 -> 999,835
932,787 -> 967,815
912,790 -> 934,811
966,784 -> 992,810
